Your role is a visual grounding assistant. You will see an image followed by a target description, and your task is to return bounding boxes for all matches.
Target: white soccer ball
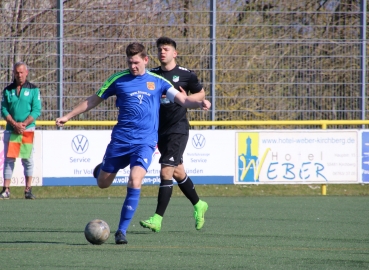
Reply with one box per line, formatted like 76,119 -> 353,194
84,219 -> 110,245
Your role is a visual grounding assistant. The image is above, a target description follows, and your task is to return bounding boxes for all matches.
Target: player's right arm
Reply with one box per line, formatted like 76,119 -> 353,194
186,87 -> 205,101
166,87 -> 211,110
55,94 -> 103,127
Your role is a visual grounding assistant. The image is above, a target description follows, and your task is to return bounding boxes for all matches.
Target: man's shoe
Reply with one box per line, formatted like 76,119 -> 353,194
0,190 -> 10,199
25,189 -> 36,200
139,214 -> 162,232
194,200 -> 208,230
114,230 -> 128,245
93,163 -> 102,178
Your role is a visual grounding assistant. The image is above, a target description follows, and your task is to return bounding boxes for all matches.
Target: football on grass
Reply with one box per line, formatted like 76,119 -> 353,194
84,219 -> 110,245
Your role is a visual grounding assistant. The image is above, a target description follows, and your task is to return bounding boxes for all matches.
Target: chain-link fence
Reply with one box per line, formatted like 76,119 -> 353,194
0,0 -> 367,129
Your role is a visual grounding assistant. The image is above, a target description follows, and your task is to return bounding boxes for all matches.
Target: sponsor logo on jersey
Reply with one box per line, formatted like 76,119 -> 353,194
173,75 -> 179,82
137,94 -> 143,104
147,82 -> 155,90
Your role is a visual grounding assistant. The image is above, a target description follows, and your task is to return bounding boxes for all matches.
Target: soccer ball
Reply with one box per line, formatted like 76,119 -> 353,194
84,219 -> 110,245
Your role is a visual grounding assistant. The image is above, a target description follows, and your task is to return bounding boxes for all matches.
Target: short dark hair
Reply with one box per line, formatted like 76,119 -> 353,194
126,42 -> 147,58
156,37 -> 176,49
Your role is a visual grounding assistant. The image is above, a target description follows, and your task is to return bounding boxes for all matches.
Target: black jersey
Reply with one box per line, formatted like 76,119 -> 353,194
150,65 -> 203,135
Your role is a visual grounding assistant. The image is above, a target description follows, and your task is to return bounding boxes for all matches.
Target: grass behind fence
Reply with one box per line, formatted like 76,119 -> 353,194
1,196 -> 368,270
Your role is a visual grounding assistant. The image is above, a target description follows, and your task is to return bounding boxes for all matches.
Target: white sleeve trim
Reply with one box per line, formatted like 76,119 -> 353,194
166,87 -> 179,103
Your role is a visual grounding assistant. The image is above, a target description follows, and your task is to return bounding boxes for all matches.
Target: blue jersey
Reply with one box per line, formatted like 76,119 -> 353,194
96,69 -> 173,147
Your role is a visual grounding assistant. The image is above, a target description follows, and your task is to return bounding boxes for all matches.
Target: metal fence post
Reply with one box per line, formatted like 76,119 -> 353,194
57,0 -> 64,120
210,0 -> 216,127
361,0 -> 367,124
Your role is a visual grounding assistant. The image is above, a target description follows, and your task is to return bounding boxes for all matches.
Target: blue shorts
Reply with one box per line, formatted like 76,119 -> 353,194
101,141 -> 156,173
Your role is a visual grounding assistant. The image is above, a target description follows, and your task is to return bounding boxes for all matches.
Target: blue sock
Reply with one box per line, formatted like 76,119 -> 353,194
118,187 -> 141,235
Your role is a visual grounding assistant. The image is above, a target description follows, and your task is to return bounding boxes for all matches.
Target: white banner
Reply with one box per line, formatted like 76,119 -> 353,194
42,130 -> 110,177
42,130 -> 235,185
183,130 -> 235,177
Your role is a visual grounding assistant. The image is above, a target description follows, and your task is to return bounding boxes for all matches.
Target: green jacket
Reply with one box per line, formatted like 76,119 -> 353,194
1,80 -> 42,131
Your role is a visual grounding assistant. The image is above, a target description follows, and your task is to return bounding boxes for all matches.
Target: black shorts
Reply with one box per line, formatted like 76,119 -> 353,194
158,133 -> 189,166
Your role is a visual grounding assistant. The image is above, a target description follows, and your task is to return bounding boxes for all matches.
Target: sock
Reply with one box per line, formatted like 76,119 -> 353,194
155,179 -> 173,216
118,187 -> 141,235
177,175 -> 199,205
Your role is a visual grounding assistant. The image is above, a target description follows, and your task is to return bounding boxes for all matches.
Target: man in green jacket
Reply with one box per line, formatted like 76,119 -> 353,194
0,62 -> 42,199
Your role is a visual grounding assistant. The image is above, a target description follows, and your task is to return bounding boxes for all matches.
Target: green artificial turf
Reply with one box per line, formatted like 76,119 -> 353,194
1,196 -> 368,269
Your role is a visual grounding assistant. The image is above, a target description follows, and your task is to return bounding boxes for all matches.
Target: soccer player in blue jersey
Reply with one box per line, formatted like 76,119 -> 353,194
55,42 -> 211,245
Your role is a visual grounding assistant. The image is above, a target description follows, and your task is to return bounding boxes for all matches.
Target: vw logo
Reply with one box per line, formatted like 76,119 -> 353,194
71,135 -> 89,154
192,134 -> 206,149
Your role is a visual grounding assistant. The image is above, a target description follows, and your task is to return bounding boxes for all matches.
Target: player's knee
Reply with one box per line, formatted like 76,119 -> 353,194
97,177 -> 110,189
160,167 -> 175,180
173,170 -> 186,182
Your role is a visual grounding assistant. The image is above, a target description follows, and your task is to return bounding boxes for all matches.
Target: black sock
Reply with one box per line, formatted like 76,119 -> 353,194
177,175 -> 199,205
155,179 -> 173,217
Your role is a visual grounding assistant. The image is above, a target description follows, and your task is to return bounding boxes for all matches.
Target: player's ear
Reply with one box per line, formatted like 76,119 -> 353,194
173,50 -> 178,58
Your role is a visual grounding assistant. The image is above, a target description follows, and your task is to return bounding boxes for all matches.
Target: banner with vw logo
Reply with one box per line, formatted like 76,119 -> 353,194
183,130 -> 235,184
42,130 -> 163,186
42,130 -> 110,186
41,130 -> 235,186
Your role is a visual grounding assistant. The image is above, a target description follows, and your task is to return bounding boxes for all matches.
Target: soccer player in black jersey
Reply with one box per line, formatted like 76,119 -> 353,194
140,37 -> 208,232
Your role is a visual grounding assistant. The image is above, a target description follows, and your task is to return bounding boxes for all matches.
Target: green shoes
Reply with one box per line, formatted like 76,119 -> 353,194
140,214 -> 162,232
194,200 -> 208,230
140,200 -> 208,232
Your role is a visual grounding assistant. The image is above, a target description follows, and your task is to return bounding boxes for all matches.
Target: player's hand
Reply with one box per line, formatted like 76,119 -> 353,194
55,116 -> 69,127
13,122 -> 25,134
201,100 -> 211,110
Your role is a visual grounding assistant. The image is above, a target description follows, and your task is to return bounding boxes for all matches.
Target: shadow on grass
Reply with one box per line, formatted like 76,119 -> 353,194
2,240 -> 65,244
